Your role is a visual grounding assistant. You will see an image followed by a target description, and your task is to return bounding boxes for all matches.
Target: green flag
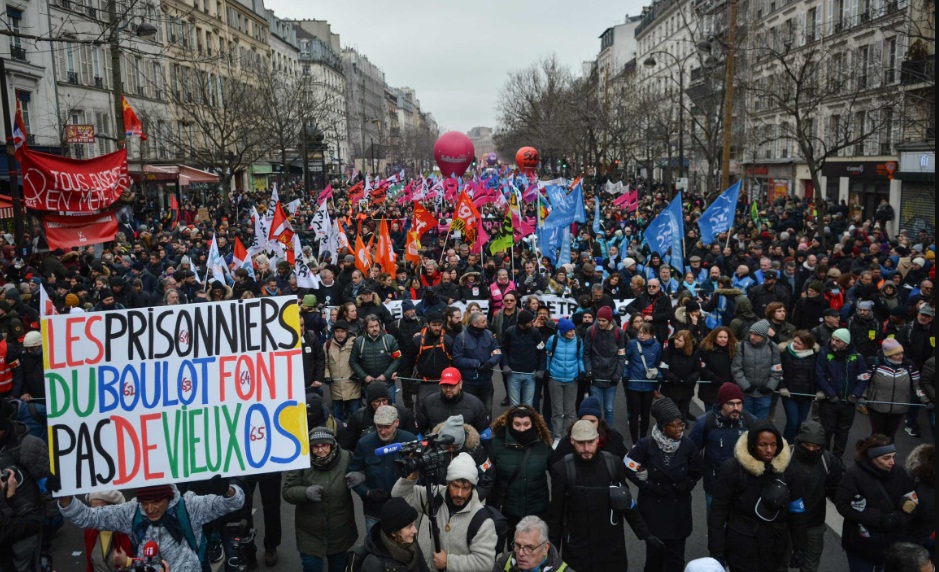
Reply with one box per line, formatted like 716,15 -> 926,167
488,206 -> 514,255
751,201 -> 762,231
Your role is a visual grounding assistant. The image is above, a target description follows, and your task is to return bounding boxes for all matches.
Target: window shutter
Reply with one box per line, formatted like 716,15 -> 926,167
815,7 -> 822,39
55,44 -> 66,78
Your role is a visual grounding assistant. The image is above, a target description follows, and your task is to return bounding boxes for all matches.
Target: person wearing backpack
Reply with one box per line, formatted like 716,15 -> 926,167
58,479 -> 245,572
545,319 -> 584,440
545,420 -> 661,572
782,420 -> 845,572
583,306 -> 626,424
350,315 -> 403,404
391,453 -> 498,572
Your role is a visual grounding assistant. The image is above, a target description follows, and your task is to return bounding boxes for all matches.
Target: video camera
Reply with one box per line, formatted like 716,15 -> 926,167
118,541 -> 164,572
374,433 -> 455,479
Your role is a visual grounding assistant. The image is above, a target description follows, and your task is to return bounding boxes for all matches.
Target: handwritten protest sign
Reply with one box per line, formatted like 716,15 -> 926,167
42,297 -> 309,496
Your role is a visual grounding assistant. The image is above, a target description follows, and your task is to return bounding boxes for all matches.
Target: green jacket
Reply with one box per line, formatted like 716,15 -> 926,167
488,431 -> 553,519
282,449 -> 358,557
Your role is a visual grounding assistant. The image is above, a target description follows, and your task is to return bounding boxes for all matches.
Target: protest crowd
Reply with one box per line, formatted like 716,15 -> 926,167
0,167 -> 935,572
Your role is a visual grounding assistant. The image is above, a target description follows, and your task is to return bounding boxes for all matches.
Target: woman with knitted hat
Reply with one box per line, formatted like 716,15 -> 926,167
625,397 -> 703,572
864,338 -> 920,441
82,491 -> 131,572
283,426 -> 357,572
351,497 -> 430,572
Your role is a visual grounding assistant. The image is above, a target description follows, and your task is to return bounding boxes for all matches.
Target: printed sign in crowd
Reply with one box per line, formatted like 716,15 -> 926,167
41,297 -> 310,496
379,295 -> 635,321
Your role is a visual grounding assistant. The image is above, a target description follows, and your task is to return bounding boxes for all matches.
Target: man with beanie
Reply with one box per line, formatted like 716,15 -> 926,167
848,300 -> 883,360
545,318 -> 585,441
583,305 -> 626,424
731,320 -> 782,419
689,382 -> 757,510
388,299 -> 427,411
783,420 -> 845,572
425,415 -> 495,500
344,383 -> 417,451
347,405 -> 417,531
815,328 -> 869,458
411,312 -> 454,404
811,308 -> 842,348
392,452 -> 498,571
547,420 -> 658,571
59,479 -> 244,572
501,310 -> 546,407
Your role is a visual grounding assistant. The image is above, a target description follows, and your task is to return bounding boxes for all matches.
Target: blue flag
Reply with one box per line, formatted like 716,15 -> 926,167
557,227 -> 572,267
543,184 -> 586,230
698,181 -> 741,245
592,191 -> 602,235
537,225 -> 564,264
644,192 -> 685,273
571,183 -> 587,224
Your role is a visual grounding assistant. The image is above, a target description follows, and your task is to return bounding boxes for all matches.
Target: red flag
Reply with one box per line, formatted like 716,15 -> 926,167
122,96 -> 146,140
450,191 -> 481,247
12,100 -> 27,154
348,181 -> 365,203
354,233 -> 372,274
375,219 -> 396,275
168,194 -> 179,230
268,201 -> 294,248
412,203 -> 438,237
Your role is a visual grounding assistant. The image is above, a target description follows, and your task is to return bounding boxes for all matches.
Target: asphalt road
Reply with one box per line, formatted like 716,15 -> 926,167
49,374 -> 933,571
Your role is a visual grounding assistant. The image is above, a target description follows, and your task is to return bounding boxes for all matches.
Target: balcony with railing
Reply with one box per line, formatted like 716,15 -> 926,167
10,45 -> 26,61
67,71 -> 79,84
94,76 -> 104,88
901,59 -> 935,86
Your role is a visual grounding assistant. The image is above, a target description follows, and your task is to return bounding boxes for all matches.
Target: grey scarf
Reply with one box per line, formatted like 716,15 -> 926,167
652,424 -> 680,465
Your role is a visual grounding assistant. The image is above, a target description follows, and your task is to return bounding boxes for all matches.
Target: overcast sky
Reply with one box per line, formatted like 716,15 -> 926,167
266,0 -> 647,134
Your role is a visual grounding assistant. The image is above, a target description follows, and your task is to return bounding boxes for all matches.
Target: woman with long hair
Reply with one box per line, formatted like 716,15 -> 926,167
661,330 -> 701,422
779,330 -> 819,443
338,302 -> 363,337
698,327 -> 738,413
462,302 -> 482,325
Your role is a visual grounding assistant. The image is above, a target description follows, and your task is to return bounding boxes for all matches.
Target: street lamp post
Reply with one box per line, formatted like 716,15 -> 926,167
644,51 -> 691,184
698,0 -> 739,191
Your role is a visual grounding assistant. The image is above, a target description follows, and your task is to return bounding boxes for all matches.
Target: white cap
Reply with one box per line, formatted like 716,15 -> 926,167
446,452 -> 478,485
624,257 -> 637,268
912,257 -> 926,267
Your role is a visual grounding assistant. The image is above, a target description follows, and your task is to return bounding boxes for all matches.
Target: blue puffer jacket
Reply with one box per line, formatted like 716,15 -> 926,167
546,334 -> 584,383
625,337 -> 662,392
815,344 -> 870,400
453,326 -> 501,386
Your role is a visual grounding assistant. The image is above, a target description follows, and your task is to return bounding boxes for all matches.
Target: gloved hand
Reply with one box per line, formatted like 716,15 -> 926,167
207,474 -> 230,496
829,395 -> 841,404
815,391 -> 827,401
635,469 -> 649,482
880,512 -> 901,532
778,388 -> 791,398
847,395 -> 859,404
645,536 -> 665,551
345,472 -> 366,489
790,550 -> 806,569
41,474 -> 62,494
366,489 -> 389,503
305,485 -> 323,503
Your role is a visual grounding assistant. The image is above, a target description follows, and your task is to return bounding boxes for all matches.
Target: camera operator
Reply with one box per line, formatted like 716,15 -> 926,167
424,416 -> 495,501
347,405 -> 417,532
0,467 -> 43,570
58,479 -> 245,572
345,384 -> 418,452
392,453 -> 497,572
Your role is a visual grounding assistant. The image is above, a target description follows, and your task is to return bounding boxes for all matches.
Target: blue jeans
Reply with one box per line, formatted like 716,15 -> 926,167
846,551 -> 884,572
366,517 -> 379,532
331,398 -> 361,423
590,385 -> 617,424
300,552 -> 348,572
781,397 -> 813,442
744,394 -> 772,420
387,382 -> 398,404
508,372 -> 536,406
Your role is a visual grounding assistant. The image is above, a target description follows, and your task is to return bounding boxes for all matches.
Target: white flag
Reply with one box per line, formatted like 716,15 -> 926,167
310,201 -> 331,240
266,184 -> 280,220
287,198 -> 302,216
293,234 -> 319,289
40,285 -> 58,317
207,234 -> 228,285
248,206 -> 270,257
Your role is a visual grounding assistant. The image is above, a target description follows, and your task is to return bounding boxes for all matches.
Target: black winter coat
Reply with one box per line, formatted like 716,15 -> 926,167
661,346 -> 700,402
488,429 -> 553,519
699,345 -> 734,404
416,390 -> 490,434
708,435 -> 807,572
779,345 -> 818,397
546,452 -> 649,572
302,331 -> 326,386
793,294 -> 829,330
784,444 -> 845,527
357,523 -> 431,572
834,460 -> 917,563
625,436 -> 703,540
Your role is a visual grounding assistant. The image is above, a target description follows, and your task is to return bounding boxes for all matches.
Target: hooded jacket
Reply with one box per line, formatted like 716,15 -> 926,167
702,288 -> 742,327
731,336 -> 782,395
729,297 -> 758,341
488,414 -> 554,519
689,405 -> 758,494
784,422 -> 845,527
583,324 -> 626,387
707,426 -> 807,571
59,484 -> 245,572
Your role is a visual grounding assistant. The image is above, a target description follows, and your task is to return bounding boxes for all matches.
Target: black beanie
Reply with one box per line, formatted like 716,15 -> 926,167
651,397 -> 682,426
306,393 -> 326,427
367,383 -> 390,403
380,497 -> 418,534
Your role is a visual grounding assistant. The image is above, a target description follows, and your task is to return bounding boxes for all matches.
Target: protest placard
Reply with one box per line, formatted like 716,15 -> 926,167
378,296 -> 635,322
42,296 -> 309,496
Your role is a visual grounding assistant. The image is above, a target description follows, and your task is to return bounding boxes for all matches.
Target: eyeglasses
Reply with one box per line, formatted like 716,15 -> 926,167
515,540 -> 547,555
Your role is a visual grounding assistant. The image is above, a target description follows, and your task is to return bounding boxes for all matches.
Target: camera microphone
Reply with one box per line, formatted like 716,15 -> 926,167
435,434 -> 456,445
375,443 -> 403,456
142,540 -> 159,559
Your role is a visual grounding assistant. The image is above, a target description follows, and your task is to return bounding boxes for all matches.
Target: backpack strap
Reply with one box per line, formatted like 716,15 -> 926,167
467,506 -> 491,545
173,496 -> 201,556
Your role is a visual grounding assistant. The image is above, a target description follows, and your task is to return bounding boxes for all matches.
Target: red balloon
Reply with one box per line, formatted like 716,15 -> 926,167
516,147 -> 540,172
434,132 -> 475,177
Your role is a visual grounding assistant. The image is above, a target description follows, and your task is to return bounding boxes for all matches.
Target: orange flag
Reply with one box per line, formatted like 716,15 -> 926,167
354,233 -> 372,274
450,191 -> 481,247
375,219 -> 396,274
405,231 -> 421,264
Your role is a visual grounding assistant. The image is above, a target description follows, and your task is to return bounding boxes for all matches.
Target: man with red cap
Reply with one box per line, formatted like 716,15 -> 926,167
689,382 -> 757,511
416,367 -> 490,434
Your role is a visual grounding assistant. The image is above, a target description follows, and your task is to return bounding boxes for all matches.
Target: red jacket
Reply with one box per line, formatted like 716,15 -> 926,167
83,529 -> 132,572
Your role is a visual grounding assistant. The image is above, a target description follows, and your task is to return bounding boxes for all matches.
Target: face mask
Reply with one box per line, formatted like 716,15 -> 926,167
508,425 -> 538,444
831,288 -> 841,295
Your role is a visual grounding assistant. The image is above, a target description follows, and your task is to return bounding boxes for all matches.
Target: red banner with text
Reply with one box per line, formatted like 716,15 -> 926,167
41,211 -> 119,249
17,147 -> 129,212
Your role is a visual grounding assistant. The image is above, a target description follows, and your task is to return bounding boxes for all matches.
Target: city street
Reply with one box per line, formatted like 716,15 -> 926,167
48,374 -> 932,571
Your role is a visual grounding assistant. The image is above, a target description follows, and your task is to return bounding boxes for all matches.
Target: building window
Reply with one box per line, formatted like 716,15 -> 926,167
854,110 -> 866,155
857,45 -> 869,89
884,37 -> 897,83
16,91 -> 30,135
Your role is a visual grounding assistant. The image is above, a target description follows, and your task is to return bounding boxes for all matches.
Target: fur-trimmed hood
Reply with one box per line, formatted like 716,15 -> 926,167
490,407 -> 553,445
715,288 -> 744,297
432,421 -> 481,449
675,306 -> 688,324
459,271 -> 481,286
734,431 -> 791,476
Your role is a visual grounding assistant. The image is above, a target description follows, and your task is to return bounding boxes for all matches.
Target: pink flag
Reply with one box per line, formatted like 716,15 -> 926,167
472,217 -> 489,254
443,178 -> 459,201
317,185 -> 333,204
522,183 -> 539,203
613,193 -> 631,206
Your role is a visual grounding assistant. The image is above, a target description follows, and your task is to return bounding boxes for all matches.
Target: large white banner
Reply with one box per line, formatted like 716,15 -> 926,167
42,297 -> 310,496
379,295 -> 635,321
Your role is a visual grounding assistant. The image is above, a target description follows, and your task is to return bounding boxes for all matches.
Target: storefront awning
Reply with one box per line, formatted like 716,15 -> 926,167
135,165 -> 220,186
251,162 -> 273,175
